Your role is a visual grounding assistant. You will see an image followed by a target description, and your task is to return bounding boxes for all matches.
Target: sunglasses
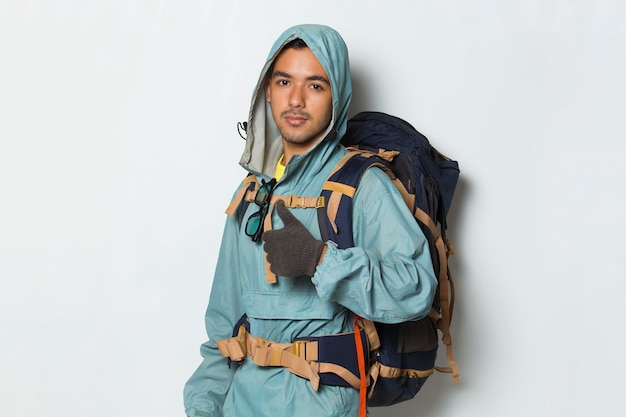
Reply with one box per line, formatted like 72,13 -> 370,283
245,178 -> 277,242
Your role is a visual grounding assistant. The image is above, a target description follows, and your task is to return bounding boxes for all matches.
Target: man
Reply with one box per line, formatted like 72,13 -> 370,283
184,24 -> 437,417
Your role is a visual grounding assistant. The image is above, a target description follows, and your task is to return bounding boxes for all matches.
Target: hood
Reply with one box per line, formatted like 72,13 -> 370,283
239,24 -> 352,178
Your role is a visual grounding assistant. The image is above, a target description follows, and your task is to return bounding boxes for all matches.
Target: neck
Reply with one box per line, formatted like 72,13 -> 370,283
281,141 -> 314,165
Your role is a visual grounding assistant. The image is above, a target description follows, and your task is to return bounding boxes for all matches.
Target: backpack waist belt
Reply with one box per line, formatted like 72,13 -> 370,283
216,323 -> 369,391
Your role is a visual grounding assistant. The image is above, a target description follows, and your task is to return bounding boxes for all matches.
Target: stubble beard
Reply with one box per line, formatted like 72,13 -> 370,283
278,110 -> 329,146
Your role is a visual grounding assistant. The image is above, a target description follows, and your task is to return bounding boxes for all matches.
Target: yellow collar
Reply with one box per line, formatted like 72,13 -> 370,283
274,154 -> 286,180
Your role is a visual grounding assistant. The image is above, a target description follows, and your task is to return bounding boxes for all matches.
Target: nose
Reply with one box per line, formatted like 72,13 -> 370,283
288,86 -> 304,108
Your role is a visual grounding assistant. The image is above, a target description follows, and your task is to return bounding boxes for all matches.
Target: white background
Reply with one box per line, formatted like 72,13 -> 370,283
1,1 -> 625,416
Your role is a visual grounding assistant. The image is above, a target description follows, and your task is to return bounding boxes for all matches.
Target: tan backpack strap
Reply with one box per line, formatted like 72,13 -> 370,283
323,181 -> 357,198
444,230 -> 456,257
329,149 -> 395,182
321,183 -> 355,234
263,204 -> 277,284
217,325 -> 380,393
393,178 -> 416,211
251,338 -> 321,391
216,323 -> 251,361
327,150 -> 361,177
325,191 -> 342,234
216,336 -> 246,361
242,193 -> 325,208
225,175 -> 257,216
414,206 -> 460,384
377,363 -> 434,379
320,153 -> 359,234
217,328 -> 322,391
318,363 -> 361,389
345,145 -> 401,163
366,360 -> 437,399
264,256 -> 277,284
447,265 -> 456,325
434,246 -> 460,383
367,362 -> 381,398
356,317 -> 380,351
320,150 -> 396,237
271,195 -> 325,209
434,266 -> 460,383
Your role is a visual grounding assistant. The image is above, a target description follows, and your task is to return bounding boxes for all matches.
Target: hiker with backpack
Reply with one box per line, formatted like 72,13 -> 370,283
184,24 -> 441,417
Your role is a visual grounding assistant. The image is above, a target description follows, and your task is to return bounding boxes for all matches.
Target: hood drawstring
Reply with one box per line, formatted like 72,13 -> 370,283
238,121 -> 248,140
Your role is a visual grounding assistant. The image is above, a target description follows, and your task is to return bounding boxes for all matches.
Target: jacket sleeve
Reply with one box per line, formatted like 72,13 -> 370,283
183,213 -> 245,417
311,167 -> 438,324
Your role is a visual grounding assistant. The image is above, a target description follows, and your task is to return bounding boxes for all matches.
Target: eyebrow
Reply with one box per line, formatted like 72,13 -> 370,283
272,71 -> 330,85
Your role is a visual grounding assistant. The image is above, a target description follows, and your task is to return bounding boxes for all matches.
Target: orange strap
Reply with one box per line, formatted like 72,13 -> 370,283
354,316 -> 367,417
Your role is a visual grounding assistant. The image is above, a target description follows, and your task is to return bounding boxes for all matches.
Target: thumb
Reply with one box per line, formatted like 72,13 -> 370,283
275,200 -> 297,226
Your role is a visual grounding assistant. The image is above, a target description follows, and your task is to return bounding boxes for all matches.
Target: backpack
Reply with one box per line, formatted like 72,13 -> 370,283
221,111 -> 460,407
318,111 -> 460,406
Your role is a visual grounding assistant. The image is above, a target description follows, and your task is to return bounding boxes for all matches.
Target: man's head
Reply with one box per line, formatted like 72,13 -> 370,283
264,39 -> 333,162
240,25 -> 351,176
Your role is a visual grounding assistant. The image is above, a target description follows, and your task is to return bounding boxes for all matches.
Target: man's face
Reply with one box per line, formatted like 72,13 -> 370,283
265,47 -> 333,156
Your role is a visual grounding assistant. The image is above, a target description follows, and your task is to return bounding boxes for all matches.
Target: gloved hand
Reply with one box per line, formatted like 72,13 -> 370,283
263,200 -> 326,277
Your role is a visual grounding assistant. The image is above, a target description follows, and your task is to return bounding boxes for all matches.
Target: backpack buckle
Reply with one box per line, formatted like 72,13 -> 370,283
284,196 -> 326,208
292,196 -> 307,208
292,340 -> 309,358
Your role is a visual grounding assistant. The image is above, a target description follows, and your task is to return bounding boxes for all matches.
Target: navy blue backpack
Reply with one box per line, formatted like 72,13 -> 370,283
318,111 -> 461,405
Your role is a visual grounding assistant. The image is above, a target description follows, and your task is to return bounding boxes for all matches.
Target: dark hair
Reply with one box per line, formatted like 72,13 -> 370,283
266,38 -> 309,78
283,38 -> 308,50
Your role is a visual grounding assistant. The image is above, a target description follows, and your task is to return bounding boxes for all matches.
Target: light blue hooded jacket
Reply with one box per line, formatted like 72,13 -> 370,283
184,24 -> 437,417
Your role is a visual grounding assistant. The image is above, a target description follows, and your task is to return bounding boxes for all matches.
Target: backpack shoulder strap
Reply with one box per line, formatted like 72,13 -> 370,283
225,174 -> 257,217
225,175 -> 327,218
318,150 -> 393,249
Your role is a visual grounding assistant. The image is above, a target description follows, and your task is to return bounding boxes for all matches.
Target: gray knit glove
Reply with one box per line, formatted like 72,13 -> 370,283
263,200 -> 325,277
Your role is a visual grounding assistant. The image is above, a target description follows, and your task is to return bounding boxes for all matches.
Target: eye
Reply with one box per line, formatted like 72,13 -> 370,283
277,79 -> 290,86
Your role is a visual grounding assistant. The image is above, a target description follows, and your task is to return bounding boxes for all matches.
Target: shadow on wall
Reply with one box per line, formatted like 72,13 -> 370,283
348,68 -> 376,116
446,175 -> 470,273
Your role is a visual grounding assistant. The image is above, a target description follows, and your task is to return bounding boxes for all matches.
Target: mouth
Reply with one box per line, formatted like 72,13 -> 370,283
283,112 -> 309,126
